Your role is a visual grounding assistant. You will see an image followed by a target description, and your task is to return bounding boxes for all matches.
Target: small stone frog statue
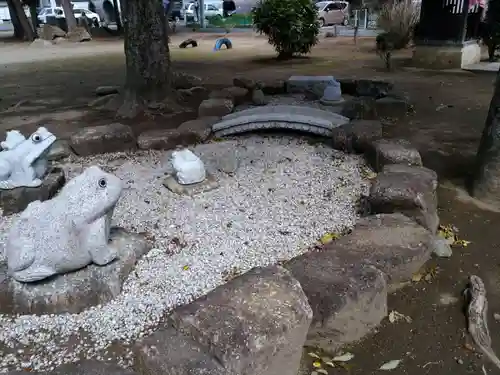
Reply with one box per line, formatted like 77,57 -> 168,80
0,127 -> 56,189
171,149 -> 207,185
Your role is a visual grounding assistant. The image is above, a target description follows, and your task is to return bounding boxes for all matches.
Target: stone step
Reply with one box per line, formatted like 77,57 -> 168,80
212,105 -> 350,137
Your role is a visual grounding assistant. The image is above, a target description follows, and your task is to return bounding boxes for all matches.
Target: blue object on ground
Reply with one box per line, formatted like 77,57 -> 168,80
213,37 -> 233,51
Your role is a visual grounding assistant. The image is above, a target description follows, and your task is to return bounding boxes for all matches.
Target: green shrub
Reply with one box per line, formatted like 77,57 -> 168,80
482,0 -> 500,61
252,0 -> 320,59
377,0 -> 419,49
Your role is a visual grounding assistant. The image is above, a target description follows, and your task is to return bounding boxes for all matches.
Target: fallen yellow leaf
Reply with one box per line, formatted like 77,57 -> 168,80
183,265 -> 190,271
307,352 -> 321,359
319,233 -> 339,245
312,361 -> 322,368
411,273 -> 423,282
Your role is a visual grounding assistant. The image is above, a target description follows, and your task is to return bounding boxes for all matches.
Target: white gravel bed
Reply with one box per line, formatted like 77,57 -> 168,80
0,135 -> 370,372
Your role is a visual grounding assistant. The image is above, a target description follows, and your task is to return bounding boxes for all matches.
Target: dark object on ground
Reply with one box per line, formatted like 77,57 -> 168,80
214,37 -> 232,51
179,38 -> 198,48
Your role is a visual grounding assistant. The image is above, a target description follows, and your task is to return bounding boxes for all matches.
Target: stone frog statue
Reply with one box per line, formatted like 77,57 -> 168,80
0,127 -> 56,190
5,166 -> 123,283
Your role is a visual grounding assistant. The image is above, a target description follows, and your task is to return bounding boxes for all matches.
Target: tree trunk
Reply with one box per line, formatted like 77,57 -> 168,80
7,0 -> 24,39
470,65 -> 500,208
118,0 -> 178,118
112,0 -> 122,31
27,0 -> 39,38
60,0 -> 77,31
11,0 -> 35,41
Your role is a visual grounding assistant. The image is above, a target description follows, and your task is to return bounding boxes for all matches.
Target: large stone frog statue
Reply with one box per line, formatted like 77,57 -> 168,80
0,127 -> 56,190
5,166 -> 123,283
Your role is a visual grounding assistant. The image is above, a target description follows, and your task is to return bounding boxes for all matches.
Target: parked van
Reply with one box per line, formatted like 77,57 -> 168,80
316,1 -> 349,27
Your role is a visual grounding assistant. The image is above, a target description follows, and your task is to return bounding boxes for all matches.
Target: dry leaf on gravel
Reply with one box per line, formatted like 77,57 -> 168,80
333,352 -> 354,362
412,265 -> 439,283
438,224 -> 471,247
388,310 -> 412,323
379,359 -> 402,370
308,352 -> 321,359
319,232 -> 339,245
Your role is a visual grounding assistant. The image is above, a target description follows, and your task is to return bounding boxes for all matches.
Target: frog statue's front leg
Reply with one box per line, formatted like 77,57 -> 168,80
0,157 -> 16,190
82,213 -> 118,266
19,158 -> 42,188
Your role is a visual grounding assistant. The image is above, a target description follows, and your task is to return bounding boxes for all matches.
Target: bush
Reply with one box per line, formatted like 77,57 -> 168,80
482,0 -> 500,61
252,0 -> 319,59
377,0 -> 419,49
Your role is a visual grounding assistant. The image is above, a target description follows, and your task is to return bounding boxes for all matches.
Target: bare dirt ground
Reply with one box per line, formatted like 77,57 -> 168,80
1,33 -> 500,375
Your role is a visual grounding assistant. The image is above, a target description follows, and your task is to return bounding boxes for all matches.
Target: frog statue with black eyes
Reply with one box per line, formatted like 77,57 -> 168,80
5,166 -> 123,283
0,127 -> 56,190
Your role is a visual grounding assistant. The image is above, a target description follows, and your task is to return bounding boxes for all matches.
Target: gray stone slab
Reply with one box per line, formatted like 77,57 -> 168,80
212,105 -> 350,137
0,228 -> 150,315
220,104 -> 349,123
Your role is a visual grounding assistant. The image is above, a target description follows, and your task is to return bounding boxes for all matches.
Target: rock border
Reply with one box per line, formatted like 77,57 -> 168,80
67,76 -> 409,159
5,78 -> 437,375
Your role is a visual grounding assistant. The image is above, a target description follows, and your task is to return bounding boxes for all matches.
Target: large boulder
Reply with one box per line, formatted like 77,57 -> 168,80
365,138 -> 422,172
209,87 -> 249,106
0,167 -> 65,216
168,266 -> 312,375
40,24 -> 66,40
134,327 -> 226,375
173,72 -> 203,89
70,123 -> 137,156
285,253 -> 387,351
329,214 -> 435,288
0,228 -> 150,315
66,27 -> 92,42
368,164 -> 439,233
331,120 -> 383,153
198,99 -> 234,118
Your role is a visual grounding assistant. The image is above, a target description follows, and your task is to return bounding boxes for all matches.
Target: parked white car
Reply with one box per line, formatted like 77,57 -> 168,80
184,2 -> 223,20
37,7 -> 58,24
72,8 -> 101,26
37,7 -> 101,26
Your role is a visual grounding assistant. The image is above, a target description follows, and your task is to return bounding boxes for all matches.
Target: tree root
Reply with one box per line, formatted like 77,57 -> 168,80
111,90 -> 184,119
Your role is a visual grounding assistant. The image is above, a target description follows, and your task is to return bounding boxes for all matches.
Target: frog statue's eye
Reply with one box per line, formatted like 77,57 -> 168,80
98,178 -> 107,188
31,133 -> 41,143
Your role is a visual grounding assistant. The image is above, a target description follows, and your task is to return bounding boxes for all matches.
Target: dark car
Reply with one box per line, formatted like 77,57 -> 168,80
168,0 -> 184,21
